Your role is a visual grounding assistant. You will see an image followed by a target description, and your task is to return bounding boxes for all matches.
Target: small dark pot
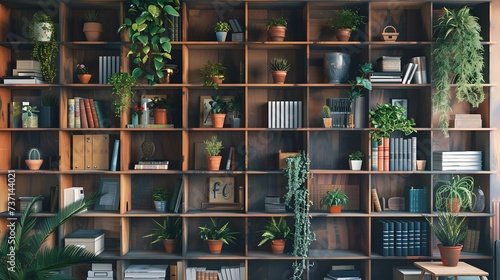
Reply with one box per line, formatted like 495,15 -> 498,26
40,106 -> 58,128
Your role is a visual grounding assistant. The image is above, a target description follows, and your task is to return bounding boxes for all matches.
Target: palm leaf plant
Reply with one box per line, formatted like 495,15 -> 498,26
320,189 -> 349,209
257,217 -> 293,247
143,217 -> 182,243
198,218 -> 238,245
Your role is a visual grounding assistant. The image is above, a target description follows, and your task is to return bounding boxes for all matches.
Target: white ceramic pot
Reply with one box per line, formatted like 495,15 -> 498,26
349,160 -> 362,171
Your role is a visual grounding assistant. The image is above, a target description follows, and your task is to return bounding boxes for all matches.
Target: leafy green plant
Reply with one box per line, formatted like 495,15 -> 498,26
322,105 -> 331,118
84,10 -> 99,22
27,148 -> 41,160
147,97 -> 170,110
204,135 -> 223,157
29,12 -> 56,40
143,217 -> 182,243
267,17 -> 287,28
214,21 -> 231,32
369,103 -> 416,143
424,211 -> 467,246
109,72 -> 137,117
268,58 -> 290,72
208,95 -> 227,114
228,96 -> 243,118
153,188 -> 169,201
348,63 -> 372,100
330,8 -> 365,30
320,189 -> 349,208
433,6 -> 485,137
200,61 -> 227,89
199,218 -> 238,245
118,0 -> 181,85
258,217 -> 292,246
348,150 -> 364,160
435,175 -> 474,212
30,12 -> 57,84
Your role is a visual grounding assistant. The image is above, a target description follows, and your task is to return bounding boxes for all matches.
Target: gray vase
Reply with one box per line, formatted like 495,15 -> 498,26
324,52 -> 351,83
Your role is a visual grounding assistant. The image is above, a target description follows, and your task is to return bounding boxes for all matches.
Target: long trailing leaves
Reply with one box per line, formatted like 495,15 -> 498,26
424,212 -> 467,246
433,6 -> 484,137
435,175 -> 474,212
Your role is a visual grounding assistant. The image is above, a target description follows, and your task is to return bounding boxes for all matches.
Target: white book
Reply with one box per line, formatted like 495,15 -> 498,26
106,56 -> 112,83
284,101 -> 289,128
239,262 -> 245,280
87,277 -> 114,280
298,101 -> 302,127
418,56 -> 428,84
407,63 -> 418,84
124,264 -> 168,278
401,63 -> 414,84
4,77 -> 46,84
268,101 -> 272,128
280,101 -> 285,128
88,270 -> 114,277
99,56 -> 103,84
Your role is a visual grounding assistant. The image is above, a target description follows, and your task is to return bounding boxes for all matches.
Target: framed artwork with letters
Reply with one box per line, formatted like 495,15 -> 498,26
208,177 -> 235,203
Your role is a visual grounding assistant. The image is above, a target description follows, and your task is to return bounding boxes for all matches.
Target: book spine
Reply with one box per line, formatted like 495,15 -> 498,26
80,99 -> 88,128
389,137 -> 395,171
394,137 -> 399,171
93,100 -> 105,128
110,139 -> 119,171
411,136 -> 417,171
406,138 -> 411,171
90,99 -> 99,128
372,188 -> 382,212
394,220 -> 402,256
74,97 -> 81,128
84,99 -> 95,128
414,221 -> 421,255
401,221 -> 408,256
10,101 -> 22,128
226,147 -> 233,170
99,56 -> 103,84
407,220 -> 415,256
387,220 -> 395,256
421,220 -> 428,255
371,140 -> 378,171
383,137 -> 389,171
402,138 -> 408,171
68,99 -> 75,128
377,141 -> 384,171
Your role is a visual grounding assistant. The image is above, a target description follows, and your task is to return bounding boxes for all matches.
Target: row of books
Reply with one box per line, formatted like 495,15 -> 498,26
99,56 -> 121,84
369,71 -> 403,83
87,263 -> 114,280
124,264 -> 168,279
326,98 -> 352,128
432,151 -> 482,171
267,101 -> 303,128
371,137 -> 417,171
372,219 -> 428,257
265,196 -> 286,213
68,98 -> 109,128
134,160 -> 169,170
370,56 -> 428,84
186,264 -> 244,280
405,187 -> 428,213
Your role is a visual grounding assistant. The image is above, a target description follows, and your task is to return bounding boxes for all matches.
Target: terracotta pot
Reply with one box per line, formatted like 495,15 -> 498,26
77,74 -> 92,84
207,239 -> 224,254
329,205 -> 342,213
211,113 -> 226,128
153,108 -> 168,124
212,75 -> 224,85
447,198 -> 461,213
323,118 -> 332,128
335,28 -> 352,41
271,71 -> 287,84
271,239 -> 286,255
207,155 -> 222,171
438,243 -> 462,267
83,22 -> 103,41
25,159 -> 43,170
162,239 -> 178,254
268,26 -> 286,41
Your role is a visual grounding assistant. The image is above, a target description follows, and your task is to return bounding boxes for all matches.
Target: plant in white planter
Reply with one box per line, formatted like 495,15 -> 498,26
214,21 -> 231,42
30,12 -> 57,84
348,150 -> 363,170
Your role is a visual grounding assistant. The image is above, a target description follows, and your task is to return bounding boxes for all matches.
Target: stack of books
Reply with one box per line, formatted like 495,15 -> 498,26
124,264 -> 168,280
134,160 -> 169,170
229,19 -> 244,42
433,151 -> 482,171
401,63 -> 418,84
68,98 -> 108,128
87,263 -> 114,280
3,60 -> 46,84
323,264 -> 361,280
369,71 -> 403,83
265,196 -> 286,213
372,219 -> 428,257
326,98 -> 351,128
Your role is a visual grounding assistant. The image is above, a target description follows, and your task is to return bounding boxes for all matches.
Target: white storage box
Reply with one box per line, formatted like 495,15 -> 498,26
393,267 -> 430,280
65,229 -> 105,255
19,196 -> 43,212
450,114 -> 482,128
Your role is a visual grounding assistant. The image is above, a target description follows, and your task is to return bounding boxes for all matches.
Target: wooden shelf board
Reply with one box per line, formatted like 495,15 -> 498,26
123,249 -> 182,260
309,249 -> 367,259
0,211 -> 56,217
247,251 -> 302,260
184,211 -> 245,217
75,210 -> 121,217
125,210 -> 180,217
184,250 -> 246,259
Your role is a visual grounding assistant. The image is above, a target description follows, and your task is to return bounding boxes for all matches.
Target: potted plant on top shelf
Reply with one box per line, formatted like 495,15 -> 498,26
30,11 -> 57,84
83,10 -> 103,41
329,8 -> 365,41
267,17 -> 287,41
269,58 -> 290,84
214,21 -> 231,42
435,175 -> 474,213
258,217 -> 292,255
199,218 -> 238,254
320,189 -> 349,213
148,97 -> 170,125
348,150 -> 364,171
204,135 -> 223,171
152,188 -> 170,212
143,217 -> 182,253
200,61 -> 227,90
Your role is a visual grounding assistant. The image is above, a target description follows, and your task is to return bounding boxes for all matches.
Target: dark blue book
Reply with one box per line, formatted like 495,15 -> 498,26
421,220 -> 428,255
401,220 -> 408,256
383,219 -> 395,256
406,187 -> 416,212
414,220 -> 421,255
373,220 -> 389,256
394,220 -> 403,256
407,220 -> 415,256
389,137 -> 395,171
398,138 -> 403,171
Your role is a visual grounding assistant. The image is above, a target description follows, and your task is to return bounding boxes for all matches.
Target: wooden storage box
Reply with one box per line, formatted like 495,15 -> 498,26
19,197 -> 43,212
278,150 -> 301,169
65,229 -> 105,255
378,56 -> 401,72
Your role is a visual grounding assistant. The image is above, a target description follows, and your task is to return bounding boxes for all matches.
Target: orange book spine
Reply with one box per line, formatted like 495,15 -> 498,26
377,140 -> 384,171
383,137 -> 390,171
89,99 -> 100,128
80,99 -> 89,128
84,99 -> 95,128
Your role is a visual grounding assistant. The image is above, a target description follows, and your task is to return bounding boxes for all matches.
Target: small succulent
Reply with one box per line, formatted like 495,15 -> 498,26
214,21 -> 231,32
269,58 -> 290,72
27,148 -> 42,160
349,151 -> 364,160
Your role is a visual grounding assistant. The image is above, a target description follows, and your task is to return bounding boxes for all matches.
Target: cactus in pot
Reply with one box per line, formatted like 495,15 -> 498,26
26,148 -> 43,170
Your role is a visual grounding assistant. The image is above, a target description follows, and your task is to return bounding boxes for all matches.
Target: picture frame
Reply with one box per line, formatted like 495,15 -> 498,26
200,95 -> 233,127
208,177 -> 235,203
391,98 -> 408,118
94,178 -> 120,211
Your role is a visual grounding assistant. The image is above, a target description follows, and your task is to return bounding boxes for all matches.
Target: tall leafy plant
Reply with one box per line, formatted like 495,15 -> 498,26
433,6 -> 484,137
369,103 -> 416,143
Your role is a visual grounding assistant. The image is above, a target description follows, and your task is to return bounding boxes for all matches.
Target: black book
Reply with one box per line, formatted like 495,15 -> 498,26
401,220 -> 408,256
372,219 -> 389,256
407,220 -> 415,256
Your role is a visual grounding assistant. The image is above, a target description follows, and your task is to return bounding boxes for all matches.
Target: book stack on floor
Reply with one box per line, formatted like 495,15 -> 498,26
323,264 -> 361,280
68,98 -> 109,128
371,137 -> 417,171
87,263 -> 114,280
372,219 -> 428,257
326,98 -> 351,128
134,160 -> 169,170
265,196 -> 286,213
186,264 -> 245,280
432,151 -> 482,171
3,60 -> 46,84
124,264 -> 169,280
369,71 -> 403,83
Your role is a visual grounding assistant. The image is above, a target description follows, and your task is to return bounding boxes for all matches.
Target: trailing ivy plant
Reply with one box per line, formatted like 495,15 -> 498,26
109,72 -> 137,117
283,151 -> 315,280
369,103 -> 416,143
433,6 -> 484,137
30,12 -> 58,84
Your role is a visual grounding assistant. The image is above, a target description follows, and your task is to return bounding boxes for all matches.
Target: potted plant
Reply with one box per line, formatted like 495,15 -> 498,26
76,63 -> 92,84
369,103 -> 416,144
200,61 -> 227,90
153,188 -> 170,212
30,12 -> 57,84
109,72 -> 137,127
424,211 -> 467,267
347,63 -> 372,128
118,0 -> 180,85
25,148 -> 43,170
435,175 -> 474,213
322,105 -> 332,128
257,217 -> 292,255
40,93 -> 58,128
267,17 -> 287,41
199,218 -> 238,254
83,10 -> 103,41
269,58 -> 290,84
143,217 -> 182,253
348,150 -> 364,171
320,189 -> 349,213
204,135 -> 223,171
214,21 -> 231,42
22,105 -> 39,128
147,97 -> 170,124
433,7 -> 485,137
329,8 -> 365,41
208,95 -> 228,128
228,96 -> 243,128
29,11 -> 56,42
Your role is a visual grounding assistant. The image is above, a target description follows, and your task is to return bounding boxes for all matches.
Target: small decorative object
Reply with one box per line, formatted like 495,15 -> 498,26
199,218 -> 238,254
160,64 -> 178,84
257,217 -> 292,255
391,98 -> 408,118
228,96 -> 242,128
131,105 -> 144,125
214,21 -> 231,42
324,52 -> 350,83
320,189 -> 349,213
329,8 -> 365,41
424,212 -> 467,267
143,217 -> 182,253
22,105 -> 39,128
322,105 -> 332,128
435,175 -> 474,213
141,141 -> 155,160
200,61 -> 227,90
40,93 -> 58,128
381,25 -> 399,41
208,177 -> 235,203
207,96 -> 228,128
76,63 -> 91,83
152,188 -> 170,212
83,10 -> 103,41
204,135 -> 223,170
94,178 -> 120,211
266,17 -> 287,41
147,97 -> 170,124
268,58 -> 290,84
348,151 -> 364,171
471,185 -> 485,213
25,148 -> 43,170
378,56 -> 401,72
416,160 -> 427,171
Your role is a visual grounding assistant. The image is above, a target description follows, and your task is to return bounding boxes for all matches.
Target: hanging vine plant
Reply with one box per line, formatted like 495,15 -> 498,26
433,6 -> 485,137
283,151 -> 315,280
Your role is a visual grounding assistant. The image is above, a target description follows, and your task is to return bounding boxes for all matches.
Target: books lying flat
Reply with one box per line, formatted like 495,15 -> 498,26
124,264 -> 168,278
126,124 -> 174,128
134,164 -> 169,170
3,76 -> 47,84
433,151 -> 482,171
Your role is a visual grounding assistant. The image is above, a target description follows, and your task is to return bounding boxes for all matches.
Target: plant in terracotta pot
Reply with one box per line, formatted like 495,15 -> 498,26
199,218 -> 238,254
83,10 -> 103,41
25,148 -> 43,170
257,217 -> 292,255
152,188 -> 170,212
322,105 -> 332,128
204,135 -> 223,171
214,21 -> 231,42
207,95 -> 228,128
228,95 -> 243,128
269,58 -> 290,84
329,8 -> 365,41
200,61 -> 227,90
109,72 -> 137,126
148,97 -> 170,125
30,12 -> 57,84
143,217 -> 182,253
435,175 -> 474,213
348,150 -> 364,171
424,211 -> 467,267
267,17 -> 287,41
320,189 -> 349,213
76,63 -> 92,84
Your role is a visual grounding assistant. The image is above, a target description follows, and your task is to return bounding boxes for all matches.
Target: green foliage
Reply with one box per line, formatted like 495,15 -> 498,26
27,148 -> 41,160
424,211 -> 467,246
199,218 -> 238,245
214,21 -> 231,32
208,95 -> 227,114
204,135 -> 223,156
143,217 -> 182,243
267,17 -> 287,28
320,189 -> 349,208
322,105 -> 331,118
433,6 -> 485,137
268,58 -> 290,72
283,152 -> 315,279
330,8 -> 365,31
109,72 -> 137,117
369,103 -> 416,143
0,193 -> 101,280
30,12 -> 58,83
258,217 -> 292,246
147,97 -> 170,110
29,12 -> 56,41
348,150 -> 364,160
118,0 -> 181,85
349,63 -> 372,100
84,10 -> 99,22
435,175 -> 474,212
228,95 -> 243,117
200,61 -> 227,89
152,188 -> 169,201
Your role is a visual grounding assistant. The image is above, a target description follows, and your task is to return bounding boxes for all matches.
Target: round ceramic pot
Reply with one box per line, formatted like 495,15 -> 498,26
83,22 -> 103,41
324,52 -> 351,83
216,31 -> 228,42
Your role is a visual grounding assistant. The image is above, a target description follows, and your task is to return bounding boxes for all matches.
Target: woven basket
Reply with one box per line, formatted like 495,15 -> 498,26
381,25 -> 399,41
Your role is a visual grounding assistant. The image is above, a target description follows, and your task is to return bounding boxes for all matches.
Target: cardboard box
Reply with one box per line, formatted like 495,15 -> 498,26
72,134 -> 109,170
65,229 -> 105,255
19,197 -> 43,212
450,114 -> 482,128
